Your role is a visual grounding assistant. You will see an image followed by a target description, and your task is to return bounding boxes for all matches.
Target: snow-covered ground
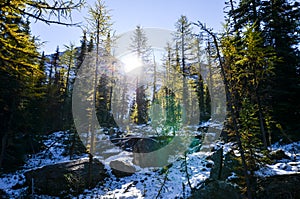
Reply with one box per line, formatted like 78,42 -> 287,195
1,128 -> 300,198
256,141 -> 300,177
78,151 -> 212,199
0,128 -> 212,198
0,131 -> 89,198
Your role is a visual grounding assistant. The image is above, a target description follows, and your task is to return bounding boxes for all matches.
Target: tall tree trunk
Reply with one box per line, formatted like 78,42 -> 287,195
65,55 -> 72,94
152,54 -> 157,103
181,27 -> 188,125
108,63 -> 114,112
0,131 -> 8,169
256,89 -> 268,148
207,40 -> 214,114
89,19 -> 101,188
48,63 -> 53,85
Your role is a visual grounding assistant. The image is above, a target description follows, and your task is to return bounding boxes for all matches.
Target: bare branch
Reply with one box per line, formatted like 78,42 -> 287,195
20,8 -> 81,26
23,0 -> 85,26
26,0 -> 84,11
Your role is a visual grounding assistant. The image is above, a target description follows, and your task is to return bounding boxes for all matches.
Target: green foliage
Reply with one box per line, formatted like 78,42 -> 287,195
219,22 -> 279,197
239,98 -> 264,169
96,74 -> 116,128
0,0 -> 84,170
76,30 -> 87,73
150,87 -> 182,135
204,84 -> 211,121
135,85 -> 149,125
262,0 -> 300,139
0,0 -> 43,169
227,0 -> 300,141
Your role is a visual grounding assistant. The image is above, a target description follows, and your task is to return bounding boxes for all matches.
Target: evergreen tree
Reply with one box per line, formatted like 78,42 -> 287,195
87,35 -> 94,53
163,87 -> 181,134
48,46 -> 60,85
228,0 -> 261,32
190,36 -> 208,123
45,47 -> 65,131
130,25 -> 152,63
227,0 -> 300,141
0,0 -> 84,170
129,98 -> 137,123
61,43 -> 76,93
152,53 -> 158,103
204,84 -> 211,121
129,25 -> 151,125
76,30 -> 88,74
95,34 -> 117,128
96,74 -> 110,127
205,38 -> 219,117
104,32 -> 117,118
60,42 -> 77,128
135,84 -> 149,125
261,0 -> 300,140
27,51 -> 48,133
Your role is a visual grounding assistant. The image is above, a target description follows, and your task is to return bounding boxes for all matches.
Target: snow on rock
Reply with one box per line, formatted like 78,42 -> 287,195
24,131 -> 88,170
2,127 -> 300,198
0,131 -> 88,198
0,127 -> 213,198
78,151 -> 212,199
256,141 -> 300,177
0,172 -> 27,198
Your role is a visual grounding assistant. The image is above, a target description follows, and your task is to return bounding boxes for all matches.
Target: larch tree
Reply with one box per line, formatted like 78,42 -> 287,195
0,0 -> 84,170
173,15 -> 194,125
85,0 -> 112,187
227,0 -> 300,142
198,22 -> 254,199
86,0 -> 112,151
199,21 -> 277,198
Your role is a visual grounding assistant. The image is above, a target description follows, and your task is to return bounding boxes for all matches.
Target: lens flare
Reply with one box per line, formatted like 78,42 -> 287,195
120,53 -> 143,73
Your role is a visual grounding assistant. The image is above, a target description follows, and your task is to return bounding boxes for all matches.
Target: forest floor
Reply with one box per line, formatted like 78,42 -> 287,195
0,124 -> 299,198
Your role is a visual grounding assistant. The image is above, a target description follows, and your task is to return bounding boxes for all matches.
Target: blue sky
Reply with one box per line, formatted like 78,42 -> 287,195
30,0 -> 225,54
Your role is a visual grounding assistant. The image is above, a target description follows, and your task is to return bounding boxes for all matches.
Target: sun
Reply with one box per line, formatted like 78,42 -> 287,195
120,53 -> 143,73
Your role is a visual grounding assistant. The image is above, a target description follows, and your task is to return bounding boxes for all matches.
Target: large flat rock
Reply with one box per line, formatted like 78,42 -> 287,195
25,158 -> 107,196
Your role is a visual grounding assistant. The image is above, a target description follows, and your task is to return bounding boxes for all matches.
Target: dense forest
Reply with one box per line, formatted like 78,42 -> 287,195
0,0 -> 299,198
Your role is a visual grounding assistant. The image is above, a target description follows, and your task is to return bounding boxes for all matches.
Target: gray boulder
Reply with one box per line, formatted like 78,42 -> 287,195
25,158 -> 107,196
110,160 -> 136,177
